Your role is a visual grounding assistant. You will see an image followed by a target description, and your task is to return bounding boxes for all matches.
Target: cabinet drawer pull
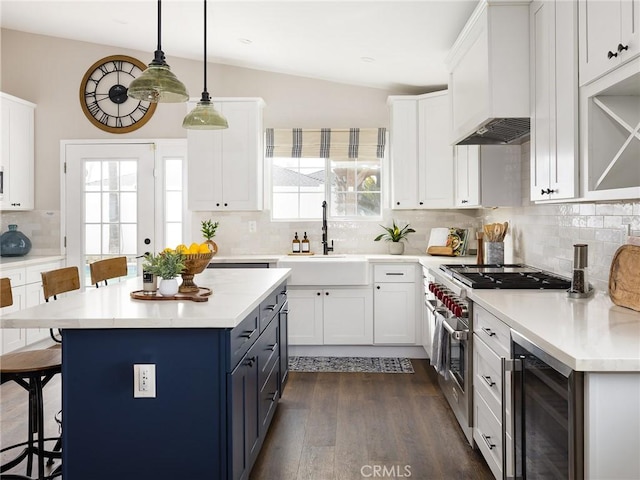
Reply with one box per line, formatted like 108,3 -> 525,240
607,50 -> 618,59
245,356 -> 256,367
269,343 -> 278,352
265,304 -> 276,311
618,43 -> 629,53
481,434 -> 496,450
482,375 -> 496,387
385,272 -> 404,276
241,328 -> 257,339
270,391 -> 279,402
481,327 -> 496,337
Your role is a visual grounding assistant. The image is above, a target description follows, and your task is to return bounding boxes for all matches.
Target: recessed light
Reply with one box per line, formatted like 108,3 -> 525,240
238,38 -> 253,45
361,57 -> 375,63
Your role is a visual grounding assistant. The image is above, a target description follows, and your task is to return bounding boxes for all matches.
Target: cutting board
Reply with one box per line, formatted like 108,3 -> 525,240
609,244 -> 640,312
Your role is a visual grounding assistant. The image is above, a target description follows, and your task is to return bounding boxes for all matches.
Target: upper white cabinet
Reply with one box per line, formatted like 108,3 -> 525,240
0,92 -> 35,211
187,98 -> 264,211
454,145 -> 522,208
578,0 -> 640,86
530,0 -> 579,202
445,0 -> 530,145
388,91 -> 454,210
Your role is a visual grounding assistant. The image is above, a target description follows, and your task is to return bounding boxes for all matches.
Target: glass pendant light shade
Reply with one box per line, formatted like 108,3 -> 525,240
183,93 -> 228,129
183,0 -> 228,129
128,1 -> 189,103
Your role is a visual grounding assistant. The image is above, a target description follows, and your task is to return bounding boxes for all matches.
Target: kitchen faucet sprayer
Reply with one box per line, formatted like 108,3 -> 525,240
321,201 -> 333,255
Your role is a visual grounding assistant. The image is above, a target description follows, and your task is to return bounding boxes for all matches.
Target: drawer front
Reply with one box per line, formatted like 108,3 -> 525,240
229,307 -> 260,371
474,304 -> 510,357
474,334 -> 503,421
26,261 -> 63,284
259,284 -> 284,332
257,316 -> 279,391
474,391 -> 503,480
373,264 -> 415,283
1,267 -> 26,287
259,360 -> 280,436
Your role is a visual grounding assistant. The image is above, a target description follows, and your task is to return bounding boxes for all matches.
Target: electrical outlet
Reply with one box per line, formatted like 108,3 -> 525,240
248,221 -> 257,233
133,364 -> 156,398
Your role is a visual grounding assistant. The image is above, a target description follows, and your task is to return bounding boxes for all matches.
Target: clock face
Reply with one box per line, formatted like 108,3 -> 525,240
79,55 -> 157,134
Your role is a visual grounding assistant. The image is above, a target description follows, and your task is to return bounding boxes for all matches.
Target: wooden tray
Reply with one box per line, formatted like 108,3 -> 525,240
609,244 -> 640,312
130,287 -> 212,302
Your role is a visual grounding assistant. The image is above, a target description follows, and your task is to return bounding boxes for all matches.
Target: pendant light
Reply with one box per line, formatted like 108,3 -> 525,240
128,0 -> 189,103
183,0 -> 228,129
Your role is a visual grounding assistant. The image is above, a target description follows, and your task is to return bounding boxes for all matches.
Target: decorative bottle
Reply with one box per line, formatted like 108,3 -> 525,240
0,224 -> 32,257
301,232 -> 310,253
292,232 -> 301,253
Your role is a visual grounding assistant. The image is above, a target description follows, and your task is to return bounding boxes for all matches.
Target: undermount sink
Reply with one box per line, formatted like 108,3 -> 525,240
277,255 -> 369,285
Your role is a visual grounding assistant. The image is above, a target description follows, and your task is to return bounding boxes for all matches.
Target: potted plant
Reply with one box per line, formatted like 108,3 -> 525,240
201,219 -> 219,254
143,251 -> 186,296
374,220 -> 416,255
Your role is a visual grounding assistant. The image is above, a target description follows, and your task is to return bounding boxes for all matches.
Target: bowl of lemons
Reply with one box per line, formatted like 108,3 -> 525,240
165,243 -> 214,293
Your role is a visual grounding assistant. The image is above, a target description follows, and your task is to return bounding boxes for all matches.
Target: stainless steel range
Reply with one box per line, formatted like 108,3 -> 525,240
423,263 -> 571,446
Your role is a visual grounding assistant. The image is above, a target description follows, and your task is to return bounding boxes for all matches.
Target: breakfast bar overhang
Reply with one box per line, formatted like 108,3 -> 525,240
1,268 -> 291,480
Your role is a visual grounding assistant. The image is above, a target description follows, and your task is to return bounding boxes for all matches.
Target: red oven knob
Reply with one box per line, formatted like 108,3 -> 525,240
453,304 -> 463,317
429,283 -> 436,293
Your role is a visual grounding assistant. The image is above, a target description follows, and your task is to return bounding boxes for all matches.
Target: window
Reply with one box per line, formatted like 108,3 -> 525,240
267,128 -> 386,220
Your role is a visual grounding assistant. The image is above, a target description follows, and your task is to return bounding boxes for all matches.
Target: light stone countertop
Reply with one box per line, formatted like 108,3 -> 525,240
469,289 -> 640,372
0,255 -> 65,269
0,268 -> 290,330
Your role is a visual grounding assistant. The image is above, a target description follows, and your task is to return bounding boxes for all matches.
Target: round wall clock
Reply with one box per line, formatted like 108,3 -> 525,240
79,55 -> 157,134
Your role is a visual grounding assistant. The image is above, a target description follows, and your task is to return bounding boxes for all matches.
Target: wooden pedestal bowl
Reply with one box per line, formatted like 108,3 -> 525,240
179,253 -> 214,293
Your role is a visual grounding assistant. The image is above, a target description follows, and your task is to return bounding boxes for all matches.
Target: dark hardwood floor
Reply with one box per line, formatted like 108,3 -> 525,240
250,359 -> 494,480
0,359 -> 493,479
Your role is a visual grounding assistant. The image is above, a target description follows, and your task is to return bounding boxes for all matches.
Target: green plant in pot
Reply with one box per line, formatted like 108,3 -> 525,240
143,251 -> 186,296
201,219 -> 219,254
374,220 -> 416,255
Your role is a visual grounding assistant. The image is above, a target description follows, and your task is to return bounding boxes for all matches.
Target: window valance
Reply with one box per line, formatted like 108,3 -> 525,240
265,128 -> 387,160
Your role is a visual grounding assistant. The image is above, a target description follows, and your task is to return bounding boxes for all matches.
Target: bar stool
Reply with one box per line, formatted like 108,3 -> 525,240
0,278 -> 62,479
41,267 -> 80,343
89,256 -> 128,287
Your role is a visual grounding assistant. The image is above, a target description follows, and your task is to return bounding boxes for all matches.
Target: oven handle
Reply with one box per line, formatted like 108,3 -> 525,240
424,298 -> 438,314
442,319 -> 468,341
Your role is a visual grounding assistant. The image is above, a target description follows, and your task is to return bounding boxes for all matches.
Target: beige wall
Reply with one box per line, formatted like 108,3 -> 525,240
1,28 -> 410,211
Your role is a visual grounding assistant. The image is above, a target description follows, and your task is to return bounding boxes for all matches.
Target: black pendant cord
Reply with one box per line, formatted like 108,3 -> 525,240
201,0 -> 210,102
151,0 -> 166,66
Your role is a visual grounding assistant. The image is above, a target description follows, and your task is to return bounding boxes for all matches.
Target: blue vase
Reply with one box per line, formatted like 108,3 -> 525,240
0,224 -> 32,257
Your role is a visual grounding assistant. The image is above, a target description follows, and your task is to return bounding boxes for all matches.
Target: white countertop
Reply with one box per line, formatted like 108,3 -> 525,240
208,253 -> 475,265
470,289 -> 640,372
0,255 -> 65,268
0,268 -> 291,329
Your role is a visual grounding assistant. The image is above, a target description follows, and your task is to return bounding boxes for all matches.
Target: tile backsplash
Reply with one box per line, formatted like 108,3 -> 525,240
5,144 -> 638,292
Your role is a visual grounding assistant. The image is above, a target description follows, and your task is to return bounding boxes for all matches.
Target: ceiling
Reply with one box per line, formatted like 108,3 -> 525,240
0,0 -> 478,91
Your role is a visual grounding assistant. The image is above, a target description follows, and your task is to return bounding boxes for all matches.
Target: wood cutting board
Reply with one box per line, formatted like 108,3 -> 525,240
609,244 -> 640,312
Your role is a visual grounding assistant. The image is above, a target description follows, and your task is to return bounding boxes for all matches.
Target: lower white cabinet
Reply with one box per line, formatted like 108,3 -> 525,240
373,264 -> 418,344
0,258 -> 64,353
288,287 -> 373,345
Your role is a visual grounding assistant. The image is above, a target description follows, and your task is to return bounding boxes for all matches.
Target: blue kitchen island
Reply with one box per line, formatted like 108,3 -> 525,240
1,268 -> 290,480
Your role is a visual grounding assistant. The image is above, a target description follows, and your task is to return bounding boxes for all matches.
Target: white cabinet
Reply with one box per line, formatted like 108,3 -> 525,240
454,145 -> 522,208
0,258 -> 64,354
446,0 -> 530,145
0,92 -> 35,211
373,264 -> 417,344
473,304 -> 513,480
288,287 -> 373,345
578,0 -> 640,86
388,91 -> 454,210
187,98 -> 264,211
530,0 -> 579,203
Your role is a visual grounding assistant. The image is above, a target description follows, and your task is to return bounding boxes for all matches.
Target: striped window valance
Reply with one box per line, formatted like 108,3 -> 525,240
265,128 -> 387,160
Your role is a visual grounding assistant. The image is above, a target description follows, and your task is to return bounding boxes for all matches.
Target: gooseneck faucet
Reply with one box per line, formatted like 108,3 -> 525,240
321,201 -> 334,255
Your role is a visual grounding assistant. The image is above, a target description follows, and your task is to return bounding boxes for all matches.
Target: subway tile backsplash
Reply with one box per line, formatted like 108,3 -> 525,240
5,143 -> 638,293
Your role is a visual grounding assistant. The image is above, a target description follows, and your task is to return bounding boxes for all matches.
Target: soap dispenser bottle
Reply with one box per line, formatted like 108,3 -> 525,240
292,232 -> 301,253
301,232 -> 310,253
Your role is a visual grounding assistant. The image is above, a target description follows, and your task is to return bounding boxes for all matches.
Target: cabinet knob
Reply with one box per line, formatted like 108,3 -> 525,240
540,188 -> 556,195
224,203 -> 228,207
419,201 -> 423,205
216,203 -> 220,207
325,291 -> 329,296
396,201 -> 400,206
608,50 -> 618,59
376,285 -> 381,290
618,43 -> 629,53
461,199 -> 468,204
317,292 -> 321,296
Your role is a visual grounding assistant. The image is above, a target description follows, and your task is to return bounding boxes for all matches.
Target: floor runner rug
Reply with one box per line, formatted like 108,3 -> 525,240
288,356 -> 414,373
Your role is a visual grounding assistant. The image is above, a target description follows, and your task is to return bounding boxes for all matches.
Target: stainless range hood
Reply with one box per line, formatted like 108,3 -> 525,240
446,0 -> 531,146
456,118 -> 530,145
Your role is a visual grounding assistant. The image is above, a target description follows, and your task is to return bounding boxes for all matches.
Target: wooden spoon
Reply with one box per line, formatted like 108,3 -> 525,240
501,221 -> 509,241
